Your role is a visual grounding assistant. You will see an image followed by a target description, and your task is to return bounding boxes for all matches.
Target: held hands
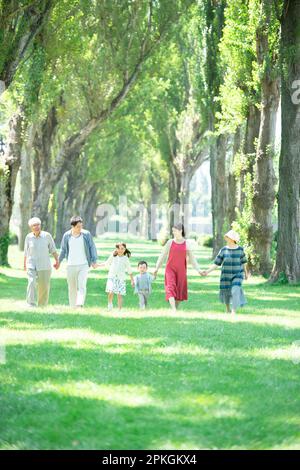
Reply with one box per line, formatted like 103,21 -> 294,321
199,270 -> 208,276
92,262 -> 107,269
94,262 -> 106,269
53,260 -> 60,270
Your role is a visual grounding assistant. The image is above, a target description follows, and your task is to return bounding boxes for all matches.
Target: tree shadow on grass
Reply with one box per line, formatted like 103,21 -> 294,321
2,249 -> 299,448
1,333 -> 300,450
0,272 -> 27,300
1,310 -> 300,350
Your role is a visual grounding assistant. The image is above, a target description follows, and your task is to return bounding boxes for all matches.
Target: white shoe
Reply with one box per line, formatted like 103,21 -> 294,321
107,303 -> 113,311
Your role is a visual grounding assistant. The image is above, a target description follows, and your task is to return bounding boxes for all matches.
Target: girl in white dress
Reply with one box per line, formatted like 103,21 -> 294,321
100,242 -> 134,311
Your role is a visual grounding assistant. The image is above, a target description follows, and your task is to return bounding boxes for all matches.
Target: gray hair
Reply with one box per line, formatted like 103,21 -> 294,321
28,217 -> 41,227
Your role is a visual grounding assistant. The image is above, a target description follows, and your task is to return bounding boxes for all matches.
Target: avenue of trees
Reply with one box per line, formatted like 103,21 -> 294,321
0,0 -> 299,283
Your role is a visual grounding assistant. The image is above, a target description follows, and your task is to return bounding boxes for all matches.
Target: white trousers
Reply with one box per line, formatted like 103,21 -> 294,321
67,264 -> 89,307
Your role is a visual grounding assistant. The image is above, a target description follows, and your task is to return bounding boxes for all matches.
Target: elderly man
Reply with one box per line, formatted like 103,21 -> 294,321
58,216 -> 98,307
24,217 -> 59,307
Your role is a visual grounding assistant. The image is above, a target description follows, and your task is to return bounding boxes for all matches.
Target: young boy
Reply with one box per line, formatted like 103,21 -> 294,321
134,261 -> 154,310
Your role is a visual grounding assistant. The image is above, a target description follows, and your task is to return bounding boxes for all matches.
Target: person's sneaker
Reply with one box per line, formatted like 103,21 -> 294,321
107,303 -> 113,311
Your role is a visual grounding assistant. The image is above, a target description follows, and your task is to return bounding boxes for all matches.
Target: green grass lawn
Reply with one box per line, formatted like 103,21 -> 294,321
1,236 -> 300,450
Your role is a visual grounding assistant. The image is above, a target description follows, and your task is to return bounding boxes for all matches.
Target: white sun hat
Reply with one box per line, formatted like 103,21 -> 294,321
224,229 -> 240,243
28,217 -> 41,227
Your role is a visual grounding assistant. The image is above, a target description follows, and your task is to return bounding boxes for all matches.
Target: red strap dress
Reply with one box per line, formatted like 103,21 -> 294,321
165,240 -> 188,301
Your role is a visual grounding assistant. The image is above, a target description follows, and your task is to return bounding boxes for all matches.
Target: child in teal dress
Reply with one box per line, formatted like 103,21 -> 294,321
202,230 -> 248,316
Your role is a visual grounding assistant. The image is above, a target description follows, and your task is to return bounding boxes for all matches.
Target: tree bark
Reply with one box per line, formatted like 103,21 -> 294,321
47,193 -> 56,237
168,161 -> 181,234
147,172 -> 160,241
210,133 -> 228,257
270,0 -> 300,283
54,157 -> 83,244
19,125 -> 35,250
80,184 -> 99,236
54,175 -> 67,244
179,169 -> 192,236
0,109 -> 23,265
32,105 -> 58,225
227,127 -> 242,226
167,144 -> 207,236
249,1 -> 280,275
204,0 -> 226,254
250,78 -> 280,274
238,104 -> 261,211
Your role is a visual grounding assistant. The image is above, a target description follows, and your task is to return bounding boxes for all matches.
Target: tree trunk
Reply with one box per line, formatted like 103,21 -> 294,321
168,161 -> 181,234
32,105 -> 58,225
179,170 -> 192,236
168,146 -> 207,236
47,193 -> 56,237
19,125 -> 34,250
54,176 -> 67,244
250,1 -> 280,275
0,109 -> 23,265
204,0 -> 226,256
250,78 -> 280,274
55,159 -> 82,244
270,0 -> 300,283
81,186 -> 99,236
210,133 -> 228,257
32,147 -> 41,205
140,206 -> 149,240
227,127 -> 242,226
238,104 -> 261,211
148,174 -> 160,241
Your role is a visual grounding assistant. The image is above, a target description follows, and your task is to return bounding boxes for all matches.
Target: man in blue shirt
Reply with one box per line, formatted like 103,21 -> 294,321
57,216 -> 98,307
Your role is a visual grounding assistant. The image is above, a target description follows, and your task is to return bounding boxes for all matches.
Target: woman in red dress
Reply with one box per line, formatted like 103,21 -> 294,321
153,223 -> 202,312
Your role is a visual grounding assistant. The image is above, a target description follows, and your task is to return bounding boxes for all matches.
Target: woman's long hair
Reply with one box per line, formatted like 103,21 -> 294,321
113,242 -> 131,258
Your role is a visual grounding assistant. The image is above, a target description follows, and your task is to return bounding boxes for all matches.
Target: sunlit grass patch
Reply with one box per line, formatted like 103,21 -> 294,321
1,239 -> 300,449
